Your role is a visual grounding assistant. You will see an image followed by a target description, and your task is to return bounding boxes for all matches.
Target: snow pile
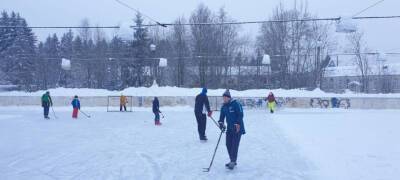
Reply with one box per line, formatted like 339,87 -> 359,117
2,86 -> 400,98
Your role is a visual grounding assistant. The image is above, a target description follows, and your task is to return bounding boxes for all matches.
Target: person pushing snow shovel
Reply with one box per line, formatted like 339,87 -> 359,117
218,89 -> 245,170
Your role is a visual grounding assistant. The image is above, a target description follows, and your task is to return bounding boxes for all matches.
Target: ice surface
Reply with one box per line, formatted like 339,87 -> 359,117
0,107 -> 399,180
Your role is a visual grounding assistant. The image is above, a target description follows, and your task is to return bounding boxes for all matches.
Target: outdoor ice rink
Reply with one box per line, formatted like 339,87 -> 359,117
0,107 -> 399,180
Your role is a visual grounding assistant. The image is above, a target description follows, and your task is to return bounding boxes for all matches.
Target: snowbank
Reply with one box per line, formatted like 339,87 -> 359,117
2,86 -> 400,98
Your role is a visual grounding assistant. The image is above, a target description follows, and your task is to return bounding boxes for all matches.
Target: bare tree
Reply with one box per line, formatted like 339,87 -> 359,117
347,31 -> 371,93
257,1 -> 332,89
190,4 -> 215,87
78,18 -> 92,42
171,17 -> 190,87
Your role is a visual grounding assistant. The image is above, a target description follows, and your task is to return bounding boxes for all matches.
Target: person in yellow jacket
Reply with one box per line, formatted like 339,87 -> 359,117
120,94 -> 128,112
266,92 -> 277,113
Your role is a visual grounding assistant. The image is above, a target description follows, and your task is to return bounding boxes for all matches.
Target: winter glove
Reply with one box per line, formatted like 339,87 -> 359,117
207,111 -> 213,117
235,124 -> 240,133
219,122 -> 226,131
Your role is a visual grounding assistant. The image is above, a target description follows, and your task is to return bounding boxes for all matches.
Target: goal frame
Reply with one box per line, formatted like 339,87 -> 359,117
107,96 -> 134,112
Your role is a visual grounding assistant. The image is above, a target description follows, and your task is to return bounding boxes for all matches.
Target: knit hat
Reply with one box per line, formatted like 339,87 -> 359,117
201,87 -> 207,95
223,89 -> 231,98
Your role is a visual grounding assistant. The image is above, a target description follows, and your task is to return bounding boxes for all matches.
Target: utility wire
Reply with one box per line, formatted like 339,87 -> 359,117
114,0 -> 167,27
1,15 -> 400,29
353,0 -> 385,17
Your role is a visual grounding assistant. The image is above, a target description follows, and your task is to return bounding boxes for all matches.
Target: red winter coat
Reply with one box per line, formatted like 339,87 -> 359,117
267,94 -> 276,103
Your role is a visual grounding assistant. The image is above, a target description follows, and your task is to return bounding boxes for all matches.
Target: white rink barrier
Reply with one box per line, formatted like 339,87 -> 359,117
0,96 -> 399,109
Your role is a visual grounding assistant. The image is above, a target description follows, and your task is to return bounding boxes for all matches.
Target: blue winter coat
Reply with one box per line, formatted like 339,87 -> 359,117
219,99 -> 246,134
71,98 -> 80,109
152,98 -> 160,113
194,88 -> 211,114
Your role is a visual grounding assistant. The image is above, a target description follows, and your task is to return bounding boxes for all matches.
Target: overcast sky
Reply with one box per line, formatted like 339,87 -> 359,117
1,0 -> 399,52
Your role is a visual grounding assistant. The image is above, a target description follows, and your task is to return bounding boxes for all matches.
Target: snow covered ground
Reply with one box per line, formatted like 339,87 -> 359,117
0,107 -> 399,180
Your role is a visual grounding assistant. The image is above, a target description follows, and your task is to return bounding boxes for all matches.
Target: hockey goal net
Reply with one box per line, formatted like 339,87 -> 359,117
107,96 -> 133,112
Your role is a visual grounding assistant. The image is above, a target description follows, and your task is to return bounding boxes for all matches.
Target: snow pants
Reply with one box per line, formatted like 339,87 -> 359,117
72,108 -> 79,118
268,101 -> 276,112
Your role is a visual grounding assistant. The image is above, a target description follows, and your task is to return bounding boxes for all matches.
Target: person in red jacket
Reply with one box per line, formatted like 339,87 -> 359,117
266,92 -> 277,113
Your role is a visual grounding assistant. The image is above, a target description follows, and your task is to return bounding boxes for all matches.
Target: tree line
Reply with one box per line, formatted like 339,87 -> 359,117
1,2 -> 355,92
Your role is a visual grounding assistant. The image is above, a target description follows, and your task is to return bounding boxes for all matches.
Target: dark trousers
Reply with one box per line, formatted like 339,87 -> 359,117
120,105 -> 127,111
43,105 -> 50,117
154,112 -> 160,121
195,112 -> 207,138
226,131 -> 242,163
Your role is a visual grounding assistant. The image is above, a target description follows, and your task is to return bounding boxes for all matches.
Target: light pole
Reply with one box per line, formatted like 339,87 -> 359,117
150,44 -> 157,85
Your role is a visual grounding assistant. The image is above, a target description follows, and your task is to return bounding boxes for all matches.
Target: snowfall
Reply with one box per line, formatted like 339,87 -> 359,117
0,105 -> 399,180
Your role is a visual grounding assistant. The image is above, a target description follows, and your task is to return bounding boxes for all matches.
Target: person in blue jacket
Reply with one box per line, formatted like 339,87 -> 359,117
71,95 -> 80,119
218,89 -> 245,170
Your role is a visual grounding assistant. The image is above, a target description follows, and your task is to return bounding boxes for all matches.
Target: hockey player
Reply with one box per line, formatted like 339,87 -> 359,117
71,95 -> 80,119
120,94 -> 128,112
152,97 -> 162,125
266,92 -> 277,113
194,88 -> 212,141
41,91 -> 53,119
218,89 -> 245,170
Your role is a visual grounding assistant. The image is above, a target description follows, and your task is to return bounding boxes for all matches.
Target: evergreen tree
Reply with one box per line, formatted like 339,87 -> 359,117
1,12 -> 37,91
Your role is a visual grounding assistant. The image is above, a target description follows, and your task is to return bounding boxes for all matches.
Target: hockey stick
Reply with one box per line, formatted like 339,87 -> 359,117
79,110 -> 91,118
209,116 -> 221,129
203,128 -> 225,172
51,106 -> 58,119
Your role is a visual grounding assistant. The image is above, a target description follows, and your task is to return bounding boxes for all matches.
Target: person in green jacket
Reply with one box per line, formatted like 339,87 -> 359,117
41,91 -> 53,119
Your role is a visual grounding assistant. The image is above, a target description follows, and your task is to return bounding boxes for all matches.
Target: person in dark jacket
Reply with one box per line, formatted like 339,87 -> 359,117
194,88 -> 212,141
71,95 -> 80,119
41,91 -> 53,119
219,89 -> 245,170
266,92 -> 277,113
152,97 -> 162,125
